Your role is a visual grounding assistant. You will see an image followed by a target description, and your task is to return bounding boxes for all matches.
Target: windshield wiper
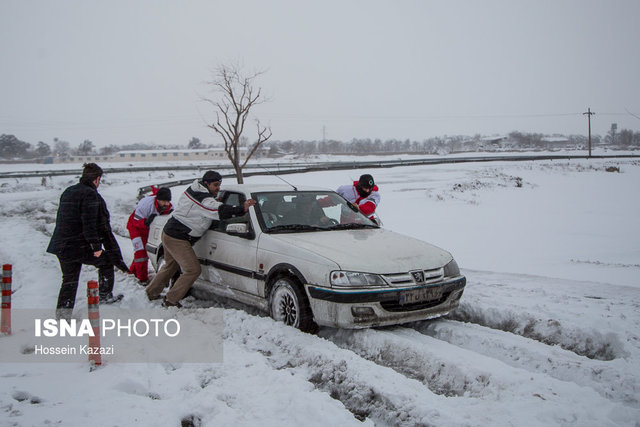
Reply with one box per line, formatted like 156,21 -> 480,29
326,223 -> 378,230
266,224 -> 326,233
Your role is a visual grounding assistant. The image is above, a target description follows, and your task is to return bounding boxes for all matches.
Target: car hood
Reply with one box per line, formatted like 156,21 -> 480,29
267,228 -> 453,273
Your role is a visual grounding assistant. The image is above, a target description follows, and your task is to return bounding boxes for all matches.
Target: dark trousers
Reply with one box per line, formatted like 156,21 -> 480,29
56,254 -> 114,309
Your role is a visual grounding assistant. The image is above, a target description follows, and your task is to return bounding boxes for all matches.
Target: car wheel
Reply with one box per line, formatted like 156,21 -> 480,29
157,252 -> 181,288
269,276 -> 317,333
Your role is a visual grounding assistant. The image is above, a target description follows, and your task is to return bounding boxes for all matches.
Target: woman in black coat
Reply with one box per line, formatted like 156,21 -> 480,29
47,163 -> 128,317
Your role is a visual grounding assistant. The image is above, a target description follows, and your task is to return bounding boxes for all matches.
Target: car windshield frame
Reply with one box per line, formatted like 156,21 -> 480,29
253,190 -> 379,233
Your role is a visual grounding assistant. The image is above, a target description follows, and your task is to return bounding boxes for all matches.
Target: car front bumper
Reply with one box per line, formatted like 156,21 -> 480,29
305,276 -> 466,328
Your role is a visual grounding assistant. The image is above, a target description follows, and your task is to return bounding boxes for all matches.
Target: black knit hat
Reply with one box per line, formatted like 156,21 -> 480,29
358,174 -> 374,188
202,170 -> 222,183
156,187 -> 171,201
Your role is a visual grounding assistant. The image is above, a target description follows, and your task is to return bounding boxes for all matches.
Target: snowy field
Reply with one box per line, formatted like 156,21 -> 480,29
0,156 -> 639,426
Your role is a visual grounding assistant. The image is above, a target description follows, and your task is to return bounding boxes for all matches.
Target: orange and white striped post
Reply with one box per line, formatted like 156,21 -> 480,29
1,264 -> 11,335
87,280 -> 101,367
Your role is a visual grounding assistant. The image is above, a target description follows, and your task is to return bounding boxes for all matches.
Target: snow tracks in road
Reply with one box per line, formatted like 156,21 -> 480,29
224,307 -> 639,426
220,267 -> 640,426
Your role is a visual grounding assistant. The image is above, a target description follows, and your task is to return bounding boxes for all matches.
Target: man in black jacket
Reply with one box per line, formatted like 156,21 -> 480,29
47,163 -> 129,318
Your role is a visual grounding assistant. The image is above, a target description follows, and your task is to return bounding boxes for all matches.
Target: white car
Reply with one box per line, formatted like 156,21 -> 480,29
146,184 -> 466,332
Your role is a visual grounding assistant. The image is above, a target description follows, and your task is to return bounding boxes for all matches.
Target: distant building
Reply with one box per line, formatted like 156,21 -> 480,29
481,135 -> 509,149
541,136 -> 570,145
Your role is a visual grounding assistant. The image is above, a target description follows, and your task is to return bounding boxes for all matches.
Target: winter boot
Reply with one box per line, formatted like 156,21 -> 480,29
162,297 -> 182,308
100,293 -> 124,304
98,268 -> 121,304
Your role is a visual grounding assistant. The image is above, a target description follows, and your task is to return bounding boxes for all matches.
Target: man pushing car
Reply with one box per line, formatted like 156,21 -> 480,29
126,186 -> 173,285
145,171 -> 255,307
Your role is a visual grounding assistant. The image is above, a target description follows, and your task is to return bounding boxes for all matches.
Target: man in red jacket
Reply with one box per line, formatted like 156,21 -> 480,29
126,187 -> 173,284
336,174 -> 381,224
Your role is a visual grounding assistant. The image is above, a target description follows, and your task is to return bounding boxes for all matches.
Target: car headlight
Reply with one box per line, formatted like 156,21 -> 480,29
330,271 -> 387,287
443,259 -> 460,277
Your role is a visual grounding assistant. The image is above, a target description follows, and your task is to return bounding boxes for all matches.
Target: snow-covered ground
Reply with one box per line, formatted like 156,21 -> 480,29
0,156 -> 639,426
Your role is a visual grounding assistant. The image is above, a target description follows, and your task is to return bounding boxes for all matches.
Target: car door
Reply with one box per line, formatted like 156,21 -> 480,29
197,191 -> 259,296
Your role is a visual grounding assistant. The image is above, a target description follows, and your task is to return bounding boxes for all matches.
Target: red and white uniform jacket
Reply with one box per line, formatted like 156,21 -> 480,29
126,190 -> 172,281
336,181 -> 381,220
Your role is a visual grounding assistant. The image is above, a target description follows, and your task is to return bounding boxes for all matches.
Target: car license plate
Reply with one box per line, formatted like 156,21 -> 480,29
400,287 -> 443,305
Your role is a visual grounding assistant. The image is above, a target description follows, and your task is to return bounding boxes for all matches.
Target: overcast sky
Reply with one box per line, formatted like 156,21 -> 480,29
1,0 -> 639,148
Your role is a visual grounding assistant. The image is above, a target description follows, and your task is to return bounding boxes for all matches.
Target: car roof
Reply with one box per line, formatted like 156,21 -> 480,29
221,183 -> 334,193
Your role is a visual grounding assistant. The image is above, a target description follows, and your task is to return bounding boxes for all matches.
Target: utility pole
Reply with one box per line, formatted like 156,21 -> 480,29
322,125 -> 327,143
610,123 -> 617,146
583,107 -> 595,157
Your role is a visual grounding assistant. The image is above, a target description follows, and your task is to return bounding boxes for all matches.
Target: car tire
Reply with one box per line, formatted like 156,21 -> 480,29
157,252 -> 181,289
269,276 -> 317,333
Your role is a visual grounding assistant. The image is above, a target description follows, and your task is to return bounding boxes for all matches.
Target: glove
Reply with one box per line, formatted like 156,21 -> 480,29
144,214 -> 157,227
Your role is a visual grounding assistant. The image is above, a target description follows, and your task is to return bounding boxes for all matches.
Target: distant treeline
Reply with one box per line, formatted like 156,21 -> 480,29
263,131 -> 640,156
1,130 -> 639,160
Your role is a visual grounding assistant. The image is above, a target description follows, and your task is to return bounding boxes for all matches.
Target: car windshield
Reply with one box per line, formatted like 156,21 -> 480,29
254,191 -> 379,233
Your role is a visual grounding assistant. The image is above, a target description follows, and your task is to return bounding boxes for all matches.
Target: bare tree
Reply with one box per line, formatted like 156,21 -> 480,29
204,63 -> 272,183
53,138 -> 71,157
35,141 -> 51,157
187,137 -> 202,149
77,139 -> 94,156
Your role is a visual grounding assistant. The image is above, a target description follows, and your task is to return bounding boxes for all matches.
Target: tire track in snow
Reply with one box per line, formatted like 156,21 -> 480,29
222,310 -> 474,427
457,270 -> 640,363
321,327 -> 490,398
223,310 -> 638,426
319,326 -> 640,425
449,301 -> 626,361
411,319 -> 640,408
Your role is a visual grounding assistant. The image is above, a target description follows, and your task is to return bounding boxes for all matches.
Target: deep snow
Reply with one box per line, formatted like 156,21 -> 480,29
0,155 -> 639,426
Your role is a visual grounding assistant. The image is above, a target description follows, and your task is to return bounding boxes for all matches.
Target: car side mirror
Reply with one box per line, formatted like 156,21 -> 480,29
226,223 -> 250,237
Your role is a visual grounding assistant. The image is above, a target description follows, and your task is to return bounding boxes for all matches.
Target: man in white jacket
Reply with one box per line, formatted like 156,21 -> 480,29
145,171 -> 255,307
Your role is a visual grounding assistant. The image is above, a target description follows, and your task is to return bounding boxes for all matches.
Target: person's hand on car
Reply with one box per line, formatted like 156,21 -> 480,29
243,199 -> 257,212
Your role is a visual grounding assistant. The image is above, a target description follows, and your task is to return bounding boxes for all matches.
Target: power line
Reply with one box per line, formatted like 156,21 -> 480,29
261,112 -> 586,121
